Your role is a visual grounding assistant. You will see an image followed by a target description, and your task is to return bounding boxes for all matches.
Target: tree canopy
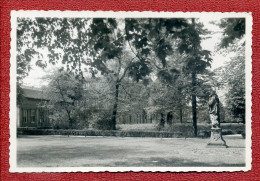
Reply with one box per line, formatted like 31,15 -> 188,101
17,17 -> 217,133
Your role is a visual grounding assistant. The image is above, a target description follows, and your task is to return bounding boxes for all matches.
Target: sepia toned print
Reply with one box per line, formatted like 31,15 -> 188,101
10,11 -> 252,172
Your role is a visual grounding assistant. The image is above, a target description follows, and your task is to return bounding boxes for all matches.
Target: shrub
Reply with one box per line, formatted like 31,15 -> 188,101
49,110 -> 69,129
93,118 -> 114,130
92,110 -> 114,130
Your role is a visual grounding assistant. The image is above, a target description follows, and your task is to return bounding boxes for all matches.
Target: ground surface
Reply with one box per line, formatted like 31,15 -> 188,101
17,135 -> 245,167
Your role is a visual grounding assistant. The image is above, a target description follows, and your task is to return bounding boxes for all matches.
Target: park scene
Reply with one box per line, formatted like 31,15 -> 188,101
16,14 -> 246,167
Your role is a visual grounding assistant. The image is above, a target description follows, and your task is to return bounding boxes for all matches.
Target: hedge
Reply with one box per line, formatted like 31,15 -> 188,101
17,124 -> 245,138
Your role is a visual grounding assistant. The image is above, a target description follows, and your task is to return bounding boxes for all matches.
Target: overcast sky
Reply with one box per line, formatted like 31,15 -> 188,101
22,17 -> 232,88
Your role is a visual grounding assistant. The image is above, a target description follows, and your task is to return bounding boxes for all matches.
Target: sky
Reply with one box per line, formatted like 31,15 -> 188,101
199,19 -> 226,68
22,17 -> 232,88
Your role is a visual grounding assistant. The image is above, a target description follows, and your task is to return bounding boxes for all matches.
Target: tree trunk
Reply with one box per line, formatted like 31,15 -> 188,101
167,112 -> 173,125
179,104 -> 183,124
111,81 -> 119,130
65,109 -> 72,128
192,72 -> 197,136
159,113 -> 165,128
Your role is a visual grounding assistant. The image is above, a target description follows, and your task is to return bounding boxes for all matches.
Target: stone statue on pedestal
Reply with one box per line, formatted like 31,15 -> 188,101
208,91 -> 220,128
207,90 -> 227,148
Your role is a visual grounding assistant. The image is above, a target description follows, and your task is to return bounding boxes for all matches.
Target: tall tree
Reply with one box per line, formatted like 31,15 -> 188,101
125,18 -> 212,136
183,19 -> 212,136
86,18 -> 145,130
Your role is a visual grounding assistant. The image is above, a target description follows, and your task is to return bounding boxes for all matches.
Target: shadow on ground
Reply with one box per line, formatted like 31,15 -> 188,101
17,135 -> 246,167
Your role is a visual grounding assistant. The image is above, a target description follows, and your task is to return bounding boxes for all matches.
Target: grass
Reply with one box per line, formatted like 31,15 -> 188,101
17,135 -> 245,167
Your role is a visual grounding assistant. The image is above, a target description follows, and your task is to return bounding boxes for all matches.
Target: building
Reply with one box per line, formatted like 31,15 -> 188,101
17,87 -> 50,128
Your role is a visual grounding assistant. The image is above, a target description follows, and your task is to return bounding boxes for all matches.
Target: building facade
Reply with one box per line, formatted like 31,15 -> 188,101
17,87 -> 50,128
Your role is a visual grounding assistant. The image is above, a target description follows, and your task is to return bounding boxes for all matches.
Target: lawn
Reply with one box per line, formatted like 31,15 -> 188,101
17,135 -> 245,167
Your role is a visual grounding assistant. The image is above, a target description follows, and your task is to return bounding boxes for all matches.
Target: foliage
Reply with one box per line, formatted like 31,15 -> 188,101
17,18 -> 131,130
17,84 -> 24,105
218,18 -> 245,48
217,18 -> 246,123
87,19 -> 137,130
17,17 -> 216,132
125,18 -> 212,74
92,110 -> 114,130
124,19 -> 213,135
220,50 -> 245,123
17,18 -> 87,80
42,70 -> 87,129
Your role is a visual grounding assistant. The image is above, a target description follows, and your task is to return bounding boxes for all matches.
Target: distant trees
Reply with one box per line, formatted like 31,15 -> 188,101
217,18 -> 245,123
217,47 -> 245,123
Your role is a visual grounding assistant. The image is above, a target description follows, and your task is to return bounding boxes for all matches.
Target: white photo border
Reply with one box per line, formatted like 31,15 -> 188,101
9,10 -> 252,172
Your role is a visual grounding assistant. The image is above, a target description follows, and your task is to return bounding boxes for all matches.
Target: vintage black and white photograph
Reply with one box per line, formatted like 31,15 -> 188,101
10,11 -> 252,172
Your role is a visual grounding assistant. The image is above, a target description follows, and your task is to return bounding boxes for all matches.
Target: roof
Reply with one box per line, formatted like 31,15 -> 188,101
22,87 -> 47,100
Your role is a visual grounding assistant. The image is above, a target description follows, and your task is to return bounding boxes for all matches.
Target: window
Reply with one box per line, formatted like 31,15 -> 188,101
31,109 -> 36,123
22,109 -> 27,123
22,109 -> 37,125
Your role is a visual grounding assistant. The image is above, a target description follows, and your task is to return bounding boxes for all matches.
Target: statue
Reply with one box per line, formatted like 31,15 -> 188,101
208,91 -> 220,128
207,90 -> 227,148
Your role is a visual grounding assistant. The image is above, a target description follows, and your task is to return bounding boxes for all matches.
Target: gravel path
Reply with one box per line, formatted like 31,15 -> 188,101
17,135 -> 245,167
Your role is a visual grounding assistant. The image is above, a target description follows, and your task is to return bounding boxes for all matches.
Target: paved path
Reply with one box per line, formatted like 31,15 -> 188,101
17,135 -> 245,167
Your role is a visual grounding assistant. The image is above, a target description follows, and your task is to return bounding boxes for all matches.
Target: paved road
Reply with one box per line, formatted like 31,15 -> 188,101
17,135 -> 245,167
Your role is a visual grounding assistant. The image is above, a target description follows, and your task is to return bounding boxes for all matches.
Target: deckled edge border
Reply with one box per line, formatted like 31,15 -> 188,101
9,10 -> 253,173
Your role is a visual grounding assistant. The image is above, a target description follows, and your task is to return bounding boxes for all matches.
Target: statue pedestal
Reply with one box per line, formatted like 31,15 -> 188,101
207,128 -> 228,148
